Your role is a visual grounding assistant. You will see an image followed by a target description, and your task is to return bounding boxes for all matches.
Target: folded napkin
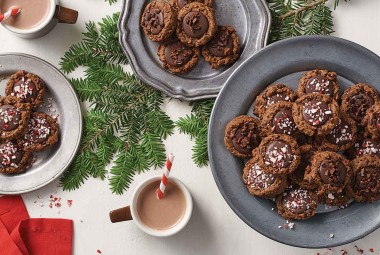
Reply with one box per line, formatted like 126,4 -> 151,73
0,196 -> 73,255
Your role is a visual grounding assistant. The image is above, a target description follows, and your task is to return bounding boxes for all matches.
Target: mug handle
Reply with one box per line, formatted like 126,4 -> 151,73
54,5 -> 78,24
109,206 -> 133,223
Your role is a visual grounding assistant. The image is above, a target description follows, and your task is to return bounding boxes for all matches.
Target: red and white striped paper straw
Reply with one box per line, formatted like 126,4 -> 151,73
157,153 -> 175,200
0,7 -> 21,23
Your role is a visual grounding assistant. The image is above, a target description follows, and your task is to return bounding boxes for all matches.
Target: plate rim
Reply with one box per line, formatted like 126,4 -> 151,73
208,35 -> 380,248
118,0 -> 272,101
0,52 -> 83,195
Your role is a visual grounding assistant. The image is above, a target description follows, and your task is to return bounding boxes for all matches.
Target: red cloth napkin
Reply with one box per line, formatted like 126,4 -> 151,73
0,196 -> 73,255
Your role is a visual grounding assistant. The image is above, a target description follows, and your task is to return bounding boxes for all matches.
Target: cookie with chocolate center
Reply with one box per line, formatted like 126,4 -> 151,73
298,69 -> 339,101
305,151 -> 351,196
0,140 -> 31,174
242,150 -> 287,198
276,188 -> 318,220
224,115 -> 261,158
19,112 -> 59,152
0,96 -> 31,140
140,0 -> 177,42
202,25 -> 240,69
253,84 -> 296,119
176,2 -> 216,47
319,188 -> 352,207
292,94 -> 340,136
260,101 -> 299,138
316,112 -> 357,151
169,0 -> 213,10
348,155 -> 380,202
6,70 -> 45,109
288,145 -> 318,189
341,83 -> 379,124
157,39 -> 200,74
362,103 -> 380,140
257,134 -> 300,175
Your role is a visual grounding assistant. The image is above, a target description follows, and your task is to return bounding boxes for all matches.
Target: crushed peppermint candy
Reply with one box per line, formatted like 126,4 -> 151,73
305,75 -> 332,95
245,163 -> 275,189
11,77 -> 36,102
283,188 -> 315,213
302,100 -> 331,126
0,105 -> 21,130
264,141 -> 294,168
327,193 -> 335,200
266,94 -> 291,106
330,233 -> 334,238
272,109 -> 297,135
0,141 -> 22,168
355,138 -> 380,157
327,119 -> 353,145
22,115 -> 51,146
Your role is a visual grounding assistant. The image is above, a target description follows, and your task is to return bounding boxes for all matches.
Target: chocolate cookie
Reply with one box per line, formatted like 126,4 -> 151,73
288,145 -> 317,189
6,70 -> 45,109
341,83 -> 379,123
176,2 -> 216,47
0,96 -> 31,140
362,103 -> 380,140
169,0 -> 213,11
292,94 -> 340,136
202,25 -> 240,69
305,151 -> 351,196
297,69 -> 339,101
0,140 -> 31,174
276,188 -> 318,220
348,155 -> 380,202
242,150 -> 287,198
19,112 -> 59,152
253,84 -> 296,118
347,138 -> 380,159
320,188 -> 352,207
257,134 -> 300,175
224,115 -> 261,158
157,39 -> 200,74
140,0 -> 177,42
260,101 -> 299,137
316,112 -> 357,152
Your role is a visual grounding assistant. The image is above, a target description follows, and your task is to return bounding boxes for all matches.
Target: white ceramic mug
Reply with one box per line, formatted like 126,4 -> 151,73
109,176 -> 193,237
1,0 -> 78,39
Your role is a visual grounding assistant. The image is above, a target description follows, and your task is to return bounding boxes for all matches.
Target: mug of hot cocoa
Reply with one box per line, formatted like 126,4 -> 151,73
0,0 -> 78,39
109,176 -> 193,237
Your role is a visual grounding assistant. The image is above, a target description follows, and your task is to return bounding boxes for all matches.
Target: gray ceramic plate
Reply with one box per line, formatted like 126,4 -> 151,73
0,53 -> 82,194
118,0 -> 271,101
209,36 -> 380,248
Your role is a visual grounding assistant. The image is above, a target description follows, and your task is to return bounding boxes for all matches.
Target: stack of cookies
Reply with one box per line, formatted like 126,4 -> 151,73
224,69 -> 380,220
0,70 -> 59,175
140,0 -> 240,73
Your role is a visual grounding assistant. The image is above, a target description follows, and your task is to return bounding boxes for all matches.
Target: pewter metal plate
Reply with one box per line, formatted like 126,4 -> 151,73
0,53 -> 82,194
209,36 -> 380,248
118,0 -> 271,101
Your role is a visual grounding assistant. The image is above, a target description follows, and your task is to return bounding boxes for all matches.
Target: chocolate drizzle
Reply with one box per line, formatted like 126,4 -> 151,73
143,8 -> 164,35
182,11 -> 209,38
164,41 -> 194,67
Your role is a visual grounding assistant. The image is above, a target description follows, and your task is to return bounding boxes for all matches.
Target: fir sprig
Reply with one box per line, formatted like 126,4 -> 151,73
177,99 -> 214,167
59,14 -> 174,194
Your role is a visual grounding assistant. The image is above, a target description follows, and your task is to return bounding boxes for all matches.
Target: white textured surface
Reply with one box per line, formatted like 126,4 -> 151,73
1,0 -> 380,254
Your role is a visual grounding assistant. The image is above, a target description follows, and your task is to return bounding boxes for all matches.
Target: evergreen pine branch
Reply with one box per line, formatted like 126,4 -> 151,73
60,14 -> 174,194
